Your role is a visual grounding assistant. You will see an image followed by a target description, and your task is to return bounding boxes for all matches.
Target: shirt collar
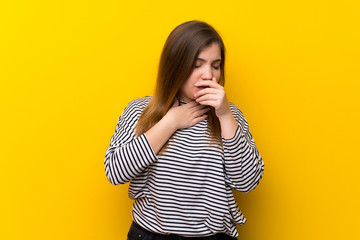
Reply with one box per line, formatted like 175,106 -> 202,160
179,99 -> 188,106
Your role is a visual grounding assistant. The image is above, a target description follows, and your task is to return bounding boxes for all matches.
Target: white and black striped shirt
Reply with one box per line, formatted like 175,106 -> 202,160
104,96 -> 264,238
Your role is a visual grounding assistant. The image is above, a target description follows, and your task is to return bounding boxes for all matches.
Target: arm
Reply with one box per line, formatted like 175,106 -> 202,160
194,78 -> 264,193
104,99 -> 158,185
104,98 -> 210,185
144,115 -> 177,154
222,103 -> 265,193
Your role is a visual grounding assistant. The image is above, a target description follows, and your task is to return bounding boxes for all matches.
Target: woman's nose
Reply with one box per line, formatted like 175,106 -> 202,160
201,65 -> 213,80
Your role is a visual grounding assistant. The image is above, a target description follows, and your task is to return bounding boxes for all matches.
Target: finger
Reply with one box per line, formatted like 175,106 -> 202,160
196,94 -> 218,103
196,107 -> 210,116
192,113 -> 208,125
192,104 -> 210,112
194,79 -> 222,89
194,88 -> 218,98
192,106 -> 210,116
196,100 -> 217,107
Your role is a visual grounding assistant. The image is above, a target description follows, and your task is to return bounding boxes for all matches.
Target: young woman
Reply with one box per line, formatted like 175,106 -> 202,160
104,20 -> 264,240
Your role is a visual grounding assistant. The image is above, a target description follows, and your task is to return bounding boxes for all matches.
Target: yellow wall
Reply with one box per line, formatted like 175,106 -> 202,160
1,0 -> 359,239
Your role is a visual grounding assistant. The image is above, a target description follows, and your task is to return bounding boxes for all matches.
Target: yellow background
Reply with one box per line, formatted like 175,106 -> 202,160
1,0 -> 359,239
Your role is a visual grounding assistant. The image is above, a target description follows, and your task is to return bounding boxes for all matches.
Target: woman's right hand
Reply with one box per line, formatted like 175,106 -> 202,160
164,98 -> 210,130
145,98 -> 210,155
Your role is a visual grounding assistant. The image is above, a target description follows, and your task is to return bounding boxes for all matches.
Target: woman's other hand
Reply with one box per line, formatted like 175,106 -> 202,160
193,77 -> 232,118
193,77 -> 239,139
165,98 -> 210,130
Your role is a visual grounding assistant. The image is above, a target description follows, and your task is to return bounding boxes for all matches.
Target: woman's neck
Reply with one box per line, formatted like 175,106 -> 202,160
178,95 -> 192,104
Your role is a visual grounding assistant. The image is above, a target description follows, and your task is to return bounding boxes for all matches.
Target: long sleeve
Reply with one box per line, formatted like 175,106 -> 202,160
104,98 -> 158,185
222,103 -> 264,193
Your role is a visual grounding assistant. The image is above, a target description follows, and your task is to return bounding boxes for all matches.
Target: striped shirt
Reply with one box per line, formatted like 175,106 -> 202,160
104,96 -> 264,238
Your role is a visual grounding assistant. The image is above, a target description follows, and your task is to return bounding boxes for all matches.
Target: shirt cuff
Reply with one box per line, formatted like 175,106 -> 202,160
142,132 -> 158,162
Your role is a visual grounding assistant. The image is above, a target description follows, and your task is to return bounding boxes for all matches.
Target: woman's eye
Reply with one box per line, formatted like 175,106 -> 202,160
194,65 -> 220,69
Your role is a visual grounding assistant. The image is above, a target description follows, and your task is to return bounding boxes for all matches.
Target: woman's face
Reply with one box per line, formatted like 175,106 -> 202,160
179,42 -> 222,102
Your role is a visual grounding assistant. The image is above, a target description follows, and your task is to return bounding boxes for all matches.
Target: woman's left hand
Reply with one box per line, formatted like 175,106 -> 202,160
194,77 -> 232,118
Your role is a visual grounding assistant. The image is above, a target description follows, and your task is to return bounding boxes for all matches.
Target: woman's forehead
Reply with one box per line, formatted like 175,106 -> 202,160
197,43 -> 221,61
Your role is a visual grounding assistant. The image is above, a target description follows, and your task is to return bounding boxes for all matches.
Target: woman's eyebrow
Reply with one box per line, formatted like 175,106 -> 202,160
196,58 -> 221,63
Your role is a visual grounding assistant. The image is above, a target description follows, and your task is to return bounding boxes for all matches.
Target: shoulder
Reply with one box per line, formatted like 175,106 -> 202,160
121,95 -> 152,119
228,101 -> 244,117
228,101 -> 247,124
126,95 -> 152,110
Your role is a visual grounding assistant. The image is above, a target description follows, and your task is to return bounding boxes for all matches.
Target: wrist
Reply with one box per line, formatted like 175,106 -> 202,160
216,105 -> 232,120
162,114 -> 178,132
218,111 -> 238,139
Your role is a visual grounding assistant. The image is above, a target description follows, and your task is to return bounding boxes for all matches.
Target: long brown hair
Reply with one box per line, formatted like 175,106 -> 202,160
135,20 -> 226,151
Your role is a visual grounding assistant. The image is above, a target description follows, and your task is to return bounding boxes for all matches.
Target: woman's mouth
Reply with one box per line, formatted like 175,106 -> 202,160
197,86 -> 209,90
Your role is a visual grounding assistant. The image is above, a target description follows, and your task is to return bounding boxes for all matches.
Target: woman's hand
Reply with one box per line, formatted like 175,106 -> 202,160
145,98 -> 209,154
165,98 -> 210,130
193,77 -> 232,118
194,77 -> 239,139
